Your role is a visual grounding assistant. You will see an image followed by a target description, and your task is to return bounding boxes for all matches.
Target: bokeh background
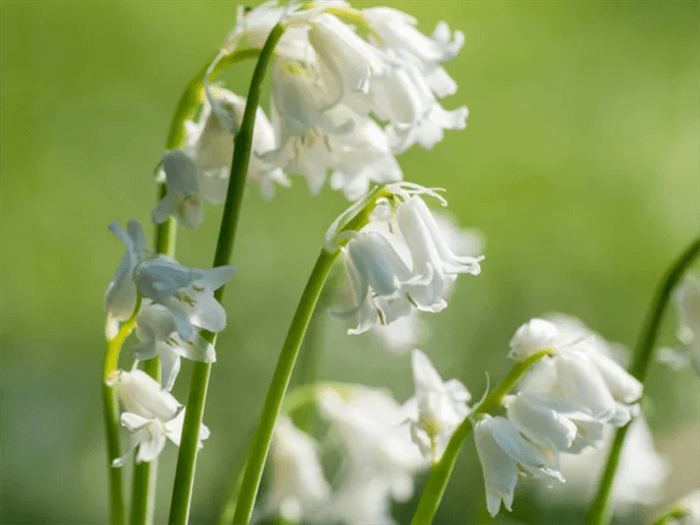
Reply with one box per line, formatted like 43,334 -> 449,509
2,1 -> 698,524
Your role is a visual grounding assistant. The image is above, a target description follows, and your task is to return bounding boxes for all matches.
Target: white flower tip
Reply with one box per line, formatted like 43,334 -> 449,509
509,318 -> 559,360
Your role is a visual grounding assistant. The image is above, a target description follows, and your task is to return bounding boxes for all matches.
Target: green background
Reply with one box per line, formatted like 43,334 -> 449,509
1,1 -> 698,523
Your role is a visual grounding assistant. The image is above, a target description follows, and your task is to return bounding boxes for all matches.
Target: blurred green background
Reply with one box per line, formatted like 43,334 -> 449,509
1,1 -> 698,524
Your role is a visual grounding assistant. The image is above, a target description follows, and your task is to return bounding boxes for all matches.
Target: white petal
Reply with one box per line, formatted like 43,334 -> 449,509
474,416 -> 518,517
556,353 -> 617,421
587,352 -> 643,403
135,422 -> 167,463
509,319 -> 560,360
159,349 -> 181,393
120,412 -> 151,431
506,393 -> 578,452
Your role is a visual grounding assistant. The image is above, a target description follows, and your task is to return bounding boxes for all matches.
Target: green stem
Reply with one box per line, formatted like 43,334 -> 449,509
103,378 -> 126,525
586,238 -> 700,525
232,249 -> 339,524
168,25 -> 286,525
411,349 -> 554,525
130,357 -> 161,525
102,296 -> 141,525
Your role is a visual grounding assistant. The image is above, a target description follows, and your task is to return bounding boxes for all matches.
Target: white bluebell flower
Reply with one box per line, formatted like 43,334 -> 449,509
109,369 -> 209,466
131,301 -> 216,392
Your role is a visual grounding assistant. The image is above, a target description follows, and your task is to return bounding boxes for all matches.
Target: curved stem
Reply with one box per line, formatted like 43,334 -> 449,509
168,25 -> 286,525
232,250 -> 339,524
586,238 -> 700,525
411,349 -> 553,525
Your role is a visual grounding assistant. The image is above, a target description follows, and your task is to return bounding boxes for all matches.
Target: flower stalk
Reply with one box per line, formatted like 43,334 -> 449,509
102,295 -> 141,525
167,24 -> 286,525
232,184 -> 392,524
411,348 -> 554,525
586,238 -> 700,525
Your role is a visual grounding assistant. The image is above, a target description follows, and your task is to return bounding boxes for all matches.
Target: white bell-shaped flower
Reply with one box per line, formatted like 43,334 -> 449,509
308,13 -> 392,104
188,87 -> 289,200
317,386 -> 427,507
131,301 -> 216,392
109,369 -> 209,466
362,7 -> 464,97
405,350 -> 471,462
504,392 -> 603,454
262,416 -> 331,522
474,415 -> 563,517
329,183 -> 483,334
152,149 -> 204,229
396,195 -> 482,312
133,256 -> 235,341
105,220 -> 147,326
511,316 -> 643,427
335,231 -> 414,334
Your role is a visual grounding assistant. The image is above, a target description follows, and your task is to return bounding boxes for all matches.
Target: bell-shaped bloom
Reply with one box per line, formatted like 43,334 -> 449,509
511,316 -> 643,427
659,275 -> 700,374
329,183 -> 483,334
362,8 -> 464,97
152,149 -> 204,228
396,196 -> 482,311
335,231 -> 414,334
133,256 -> 235,341
131,301 -> 216,392
107,219 -> 235,341
308,13 -> 392,106
187,87 -> 289,200
104,220 -> 147,327
504,392 -> 603,454
261,416 -> 331,522
405,350 -> 470,462
474,415 -> 563,517
108,369 -> 209,466
317,386 -> 427,512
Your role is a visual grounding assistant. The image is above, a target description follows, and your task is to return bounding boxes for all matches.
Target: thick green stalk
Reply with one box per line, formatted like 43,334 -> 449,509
411,349 -> 554,525
232,250 -> 338,524
168,25 -> 286,525
586,238 -> 700,525
230,182 -> 392,524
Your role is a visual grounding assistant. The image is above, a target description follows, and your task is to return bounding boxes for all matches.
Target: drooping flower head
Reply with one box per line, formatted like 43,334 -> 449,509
511,315 -> 643,427
108,369 -> 209,466
405,349 -> 471,462
131,301 -> 217,392
105,220 -> 235,341
328,183 -> 483,335
261,416 -> 331,522
215,2 -> 467,198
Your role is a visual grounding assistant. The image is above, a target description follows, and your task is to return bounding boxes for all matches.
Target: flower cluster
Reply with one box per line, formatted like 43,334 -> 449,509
474,315 -> 644,517
156,1 -> 468,229
104,219 -> 234,464
328,183 -> 483,335
261,385 -> 429,524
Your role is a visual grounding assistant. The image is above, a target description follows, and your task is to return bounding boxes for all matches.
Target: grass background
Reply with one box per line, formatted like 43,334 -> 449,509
1,1 -> 698,523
